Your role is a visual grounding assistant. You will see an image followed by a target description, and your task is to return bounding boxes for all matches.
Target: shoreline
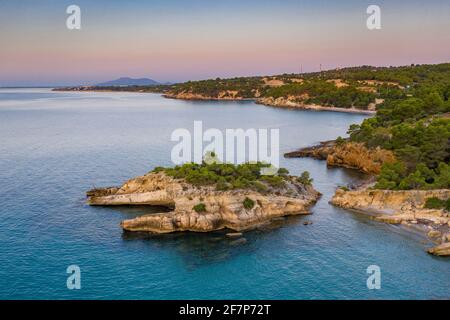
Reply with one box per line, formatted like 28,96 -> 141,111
331,187 -> 450,256
163,93 -> 256,102
286,139 -> 450,256
87,171 -> 321,233
256,98 -> 376,115
54,88 -> 376,115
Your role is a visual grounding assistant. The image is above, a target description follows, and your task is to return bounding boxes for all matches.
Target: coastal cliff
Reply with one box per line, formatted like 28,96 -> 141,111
256,97 -> 376,114
285,141 -> 396,175
87,171 -> 321,233
331,188 -> 450,256
163,92 -> 377,114
164,91 -> 253,101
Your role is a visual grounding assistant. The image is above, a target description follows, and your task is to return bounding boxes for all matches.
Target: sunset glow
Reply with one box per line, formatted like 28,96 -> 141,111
1,0 -> 449,85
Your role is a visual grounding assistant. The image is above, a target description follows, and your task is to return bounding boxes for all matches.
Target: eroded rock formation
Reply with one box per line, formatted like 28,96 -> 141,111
331,188 -> 450,256
285,141 -> 396,175
87,172 -> 321,233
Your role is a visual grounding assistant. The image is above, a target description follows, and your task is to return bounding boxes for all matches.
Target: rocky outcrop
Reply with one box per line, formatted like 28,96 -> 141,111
164,91 -> 252,101
427,243 -> 450,256
331,188 -> 450,256
163,92 -> 378,114
87,172 -> 321,233
285,140 -> 335,160
256,97 -> 376,114
285,142 -> 396,175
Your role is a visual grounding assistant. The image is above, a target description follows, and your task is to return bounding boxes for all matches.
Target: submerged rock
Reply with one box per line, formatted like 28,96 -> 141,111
87,172 -> 321,233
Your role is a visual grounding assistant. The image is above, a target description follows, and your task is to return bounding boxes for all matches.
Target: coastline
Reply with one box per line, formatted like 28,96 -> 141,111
286,140 -> 450,256
163,93 -> 256,102
256,97 -> 376,115
56,87 -> 449,255
331,188 -> 450,256
54,88 -> 377,115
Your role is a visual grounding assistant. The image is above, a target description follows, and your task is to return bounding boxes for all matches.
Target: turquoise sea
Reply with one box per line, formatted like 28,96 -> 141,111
0,88 -> 448,299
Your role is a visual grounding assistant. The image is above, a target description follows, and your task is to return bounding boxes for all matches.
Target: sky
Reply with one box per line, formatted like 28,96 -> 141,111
0,0 -> 449,86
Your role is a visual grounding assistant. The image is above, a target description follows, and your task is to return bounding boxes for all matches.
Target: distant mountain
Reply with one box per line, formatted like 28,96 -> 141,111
96,77 -> 160,86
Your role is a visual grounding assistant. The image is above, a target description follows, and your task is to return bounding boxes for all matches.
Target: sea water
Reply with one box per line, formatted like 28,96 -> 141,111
0,88 -> 448,299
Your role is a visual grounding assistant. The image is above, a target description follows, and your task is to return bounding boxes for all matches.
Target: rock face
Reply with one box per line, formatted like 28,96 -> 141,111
331,188 -> 450,256
427,243 -> 450,256
163,92 -> 377,114
87,172 -> 321,233
256,97 -> 376,114
164,91 -> 251,101
285,142 -> 396,175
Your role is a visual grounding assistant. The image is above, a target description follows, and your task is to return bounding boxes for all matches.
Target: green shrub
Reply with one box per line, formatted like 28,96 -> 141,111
152,166 -> 165,173
424,197 -> 450,211
335,136 -> 346,146
216,179 -> 230,191
298,171 -> 313,185
277,168 -> 289,176
156,161 -> 293,191
252,181 -> 268,193
260,175 -> 285,188
193,203 -> 207,213
243,197 -> 255,210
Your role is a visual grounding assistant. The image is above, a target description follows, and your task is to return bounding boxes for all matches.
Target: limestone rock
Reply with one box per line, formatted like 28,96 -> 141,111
87,172 -> 321,233
428,243 -> 450,256
427,230 -> 442,239
331,187 -> 450,254
285,142 -> 395,175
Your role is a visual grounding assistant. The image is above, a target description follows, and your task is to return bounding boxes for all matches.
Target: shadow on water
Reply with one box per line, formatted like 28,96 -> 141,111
120,214 -> 313,269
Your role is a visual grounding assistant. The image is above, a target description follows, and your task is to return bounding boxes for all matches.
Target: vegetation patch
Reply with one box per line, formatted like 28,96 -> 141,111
152,162 -> 311,192
345,64 -> 450,190
265,80 -> 376,109
193,203 -> 207,213
243,197 -> 255,210
424,197 -> 450,211
298,171 -> 313,186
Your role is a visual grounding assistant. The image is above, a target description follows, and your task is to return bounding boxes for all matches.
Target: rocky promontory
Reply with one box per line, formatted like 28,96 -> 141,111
331,188 -> 450,256
285,141 -> 396,175
256,97 -> 376,114
163,91 -> 253,101
87,167 -> 321,233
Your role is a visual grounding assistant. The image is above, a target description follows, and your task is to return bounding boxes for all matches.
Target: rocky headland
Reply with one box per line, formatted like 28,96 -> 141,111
87,171 -> 321,233
286,140 -> 450,256
163,91 -> 255,101
256,97 -> 377,115
331,188 -> 450,256
163,92 -> 377,114
285,141 -> 396,175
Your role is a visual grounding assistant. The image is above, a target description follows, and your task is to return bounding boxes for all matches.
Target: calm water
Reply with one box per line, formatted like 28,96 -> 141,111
0,88 -> 448,299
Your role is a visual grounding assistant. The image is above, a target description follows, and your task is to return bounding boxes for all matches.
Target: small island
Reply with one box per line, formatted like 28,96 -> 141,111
87,162 -> 321,233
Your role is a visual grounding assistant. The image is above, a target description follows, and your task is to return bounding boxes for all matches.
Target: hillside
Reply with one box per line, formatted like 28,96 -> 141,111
96,77 -> 160,86
165,63 -> 450,112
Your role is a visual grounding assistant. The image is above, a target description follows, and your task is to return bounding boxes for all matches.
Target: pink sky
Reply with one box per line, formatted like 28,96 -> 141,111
1,0 -> 449,85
